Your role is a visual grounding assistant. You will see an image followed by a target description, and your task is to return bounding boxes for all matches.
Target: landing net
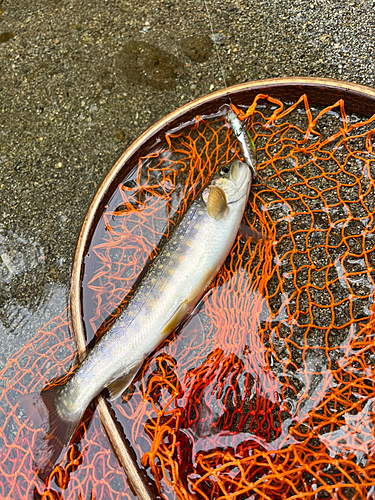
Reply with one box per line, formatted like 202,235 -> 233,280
2,94 -> 375,500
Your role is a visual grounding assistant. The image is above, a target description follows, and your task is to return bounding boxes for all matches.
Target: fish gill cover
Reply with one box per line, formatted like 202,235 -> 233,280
2,94 -> 375,499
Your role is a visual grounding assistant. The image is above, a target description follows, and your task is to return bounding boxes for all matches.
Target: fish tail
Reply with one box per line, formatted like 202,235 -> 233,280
19,383 -> 83,482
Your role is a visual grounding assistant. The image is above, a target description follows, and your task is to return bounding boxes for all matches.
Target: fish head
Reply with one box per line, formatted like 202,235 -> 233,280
202,160 -> 252,221
213,160 -> 251,200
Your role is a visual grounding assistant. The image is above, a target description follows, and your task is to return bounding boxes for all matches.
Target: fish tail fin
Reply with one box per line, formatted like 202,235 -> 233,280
19,383 -> 83,482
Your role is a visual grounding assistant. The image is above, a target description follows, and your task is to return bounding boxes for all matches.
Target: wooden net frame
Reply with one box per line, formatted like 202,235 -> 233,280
2,94 -> 375,499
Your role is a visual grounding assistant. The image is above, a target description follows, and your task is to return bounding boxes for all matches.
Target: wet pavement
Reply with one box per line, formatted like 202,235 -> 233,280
0,0 -> 374,367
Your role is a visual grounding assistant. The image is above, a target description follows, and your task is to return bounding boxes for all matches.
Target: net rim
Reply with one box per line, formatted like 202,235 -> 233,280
70,77 -> 375,500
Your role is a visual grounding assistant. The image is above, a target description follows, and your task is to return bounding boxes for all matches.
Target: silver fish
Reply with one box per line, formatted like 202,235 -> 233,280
22,159 -> 252,480
221,103 -> 257,177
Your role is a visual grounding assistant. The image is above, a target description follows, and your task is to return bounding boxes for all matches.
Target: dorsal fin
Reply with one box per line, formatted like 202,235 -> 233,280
207,186 -> 229,221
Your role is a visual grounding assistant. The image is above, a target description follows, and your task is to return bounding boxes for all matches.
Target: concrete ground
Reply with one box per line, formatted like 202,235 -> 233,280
0,0 -> 373,366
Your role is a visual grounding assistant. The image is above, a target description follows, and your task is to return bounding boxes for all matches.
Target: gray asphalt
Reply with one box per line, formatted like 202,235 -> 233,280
0,0 -> 374,368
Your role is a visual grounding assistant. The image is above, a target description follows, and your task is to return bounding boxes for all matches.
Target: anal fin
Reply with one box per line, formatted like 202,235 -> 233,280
106,359 -> 144,401
161,300 -> 189,335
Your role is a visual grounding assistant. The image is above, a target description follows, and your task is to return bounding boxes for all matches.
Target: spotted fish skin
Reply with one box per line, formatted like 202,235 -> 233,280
22,159 -> 252,479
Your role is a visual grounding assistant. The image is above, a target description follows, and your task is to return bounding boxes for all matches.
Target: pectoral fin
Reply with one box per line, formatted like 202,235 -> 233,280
207,186 -> 229,221
106,359 -> 144,401
239,223 -> 271,243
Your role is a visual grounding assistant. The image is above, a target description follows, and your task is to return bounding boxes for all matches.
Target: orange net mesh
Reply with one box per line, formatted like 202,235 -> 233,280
0,309 -> 135,499
3,94 -> 375,499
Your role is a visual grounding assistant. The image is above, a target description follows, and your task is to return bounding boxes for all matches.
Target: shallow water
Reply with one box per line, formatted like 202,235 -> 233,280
0,223 -> 69,370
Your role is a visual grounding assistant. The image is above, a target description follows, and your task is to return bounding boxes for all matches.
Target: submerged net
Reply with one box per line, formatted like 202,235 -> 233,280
0,309 -> 134,500
2,94 -> 375,499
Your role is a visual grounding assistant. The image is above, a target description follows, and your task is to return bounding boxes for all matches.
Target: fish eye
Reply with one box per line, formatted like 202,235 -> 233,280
220,166 -> 230,176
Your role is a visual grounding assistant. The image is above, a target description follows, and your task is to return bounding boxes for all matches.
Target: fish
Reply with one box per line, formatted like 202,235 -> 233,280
20,158 -> 253,481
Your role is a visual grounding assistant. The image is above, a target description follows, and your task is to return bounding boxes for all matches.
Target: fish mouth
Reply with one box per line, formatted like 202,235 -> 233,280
230,160 -> 251,185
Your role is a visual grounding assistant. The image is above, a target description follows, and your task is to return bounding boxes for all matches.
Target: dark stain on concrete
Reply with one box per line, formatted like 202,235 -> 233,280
180,35 -> 212,63
117,40 -> 184,89
0,32 -> 14,43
